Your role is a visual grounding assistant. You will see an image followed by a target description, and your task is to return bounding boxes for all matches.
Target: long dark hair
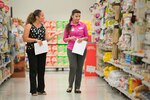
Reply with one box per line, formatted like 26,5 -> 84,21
66,9 -> 81,33
26,9 -> 42,25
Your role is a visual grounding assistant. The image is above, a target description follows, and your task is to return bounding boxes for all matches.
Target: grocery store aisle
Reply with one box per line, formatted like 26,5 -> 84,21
0,71 -> 129,100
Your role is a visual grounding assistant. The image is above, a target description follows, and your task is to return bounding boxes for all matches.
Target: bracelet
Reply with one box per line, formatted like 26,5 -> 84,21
35,39 -> 37,42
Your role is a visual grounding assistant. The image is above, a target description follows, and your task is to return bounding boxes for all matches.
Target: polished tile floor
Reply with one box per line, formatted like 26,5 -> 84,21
0,71 -> 129,100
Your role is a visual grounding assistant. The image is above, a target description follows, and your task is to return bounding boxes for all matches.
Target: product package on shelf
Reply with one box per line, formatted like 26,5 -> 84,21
0,69 -> 2,80
128,77 -> 142,94
135,0 -> 146,20
81,20 -> 91,31
46,56 -> 57,67
57,56 -> 64,66
47,44 -> 58,56
134,85 -> 150,99
56,21 -> 63,30
84,43 -> 96,76
57,56 -> 69,67
143,8 -> 150,61
62,20 -> 68,29
57,33 -> 66,44
43,21 -> 56,31
57,20 -> 68,44
57,44 -> 67,56
63,56 -> 69,66
11,18 -> 25,78
108,70 -> 128,87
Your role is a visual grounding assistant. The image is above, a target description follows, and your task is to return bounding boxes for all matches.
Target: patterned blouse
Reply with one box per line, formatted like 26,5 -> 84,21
26,23 -> 46,53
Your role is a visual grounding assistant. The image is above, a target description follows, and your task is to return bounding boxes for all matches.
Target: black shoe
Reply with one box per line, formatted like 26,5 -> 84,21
74,89 -> 81,93
38,91 -> 47,95
31,92 -> 38,96
66,88 -> 72,93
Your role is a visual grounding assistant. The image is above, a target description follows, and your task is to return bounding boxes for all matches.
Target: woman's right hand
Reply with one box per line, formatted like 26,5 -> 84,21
36,39 -> 43,46
69,36 -> 77,41
55,30 -> 63,35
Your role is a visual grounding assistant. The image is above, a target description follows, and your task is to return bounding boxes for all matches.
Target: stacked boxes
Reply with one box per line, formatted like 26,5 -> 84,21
46,56 -> 57,66
57,56 -> 69,67
56,21 -> 63,30
44,20 -> 69,68
44,21 -> 57,44
57,44 -> 67,56
47,44 -> 58,56
57,20 -> 68,44
57,56 -> 64,66
57,33 -> 66,44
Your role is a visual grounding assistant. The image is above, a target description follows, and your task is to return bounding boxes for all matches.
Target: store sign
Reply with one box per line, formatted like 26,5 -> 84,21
4,5 -> 9,12
0,1 -> 4,8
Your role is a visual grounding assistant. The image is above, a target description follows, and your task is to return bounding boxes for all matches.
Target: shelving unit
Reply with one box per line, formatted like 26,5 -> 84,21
107,60 -> 144,80
143,40 -> 150,45
142,58 -> 150,64
142,81 -> 150,88
123,51 -> 145,58
0,60 -> 11,68
0,74 -> 11,85
91,0 -> 150,99
0,0 -> 14,86
96,70 -> 104,77
104,77 -> 139,100
43,21 -> 69,70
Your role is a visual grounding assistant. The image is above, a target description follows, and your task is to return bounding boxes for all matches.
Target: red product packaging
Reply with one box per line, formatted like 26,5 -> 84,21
0,1 -> 4,8
84,43 -> 97,76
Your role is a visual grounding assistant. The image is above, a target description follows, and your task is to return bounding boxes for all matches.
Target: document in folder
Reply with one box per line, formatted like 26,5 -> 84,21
34,40 -> 48,55
72,39 -> 87,56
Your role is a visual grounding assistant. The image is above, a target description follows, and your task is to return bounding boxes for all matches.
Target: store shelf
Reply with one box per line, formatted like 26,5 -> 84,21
101,47 -> 112,51
123,51 -> 145,58
0,74 -> 11,85
142,81 -> 150,88
104,77 -> 138,100
46,66 -> 69,68
123,69 -> 144,80
96,70 -> 104,77
143,40 -> 150,45
0,60 -> 11,68
107,60 -> 144,80
107,60 -> 124,69
0,51 -> 9,54
57,43 -> 67,45
97,54 -> 103,58
46,53 -> 58,56
48,43 -> 57,45
142,58 -> 150,64
116,87 -> 138,100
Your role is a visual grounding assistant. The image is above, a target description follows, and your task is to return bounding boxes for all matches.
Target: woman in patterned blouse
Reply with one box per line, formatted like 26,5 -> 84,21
23,9 -> 60,96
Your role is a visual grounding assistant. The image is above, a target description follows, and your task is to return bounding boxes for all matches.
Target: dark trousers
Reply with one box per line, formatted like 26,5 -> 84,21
27,52 -> 47,93
67,49 -> 86,89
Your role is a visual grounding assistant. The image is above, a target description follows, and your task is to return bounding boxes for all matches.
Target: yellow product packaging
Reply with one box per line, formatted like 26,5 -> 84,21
0,69 -> 2,80
81,20 -> 91,31
104,70 -> 109,78
128,77 -> 133,94
103,52 -> 112,62
108,66 -> 118,71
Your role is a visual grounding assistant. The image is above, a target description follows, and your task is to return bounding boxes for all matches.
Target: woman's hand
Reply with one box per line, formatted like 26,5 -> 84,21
36,39 -> 43,46
78,38 -> 83,43
55,30 -> 63,36
69,36 -> 77,41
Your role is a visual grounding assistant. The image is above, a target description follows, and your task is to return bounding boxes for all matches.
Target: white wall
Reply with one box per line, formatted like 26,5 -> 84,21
10,0 -> 95,21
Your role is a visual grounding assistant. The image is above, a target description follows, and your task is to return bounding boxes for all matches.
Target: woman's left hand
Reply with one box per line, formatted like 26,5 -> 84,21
78,38 -> 83,43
